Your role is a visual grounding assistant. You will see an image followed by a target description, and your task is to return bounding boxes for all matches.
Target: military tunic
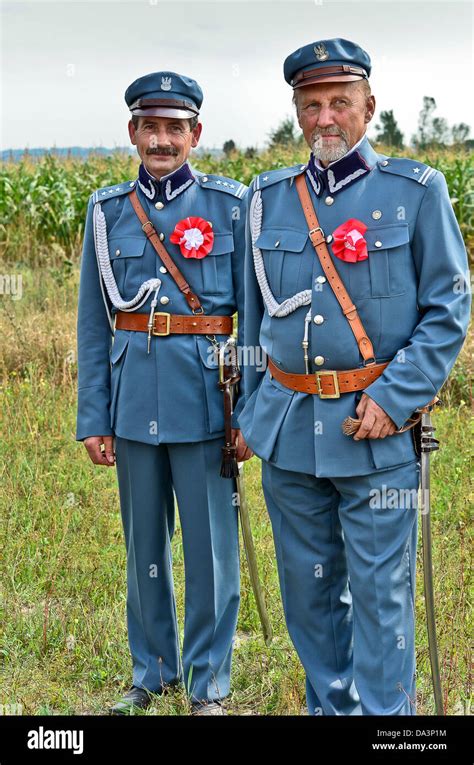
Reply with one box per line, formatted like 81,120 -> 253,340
239,137 -> 470,478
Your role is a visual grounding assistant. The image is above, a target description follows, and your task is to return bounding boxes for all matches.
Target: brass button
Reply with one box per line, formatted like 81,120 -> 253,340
160,296 -> 170,305
372,210 -> 382,220
314,355 -> 325,366
313,315 -> 324,325
155,201 -> 164,210
374,241 -> 382,248
324,196 -> 334,206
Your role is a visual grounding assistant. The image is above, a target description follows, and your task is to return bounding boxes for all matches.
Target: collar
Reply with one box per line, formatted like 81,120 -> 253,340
137,160 -> 195,203
306,135 -> 378,196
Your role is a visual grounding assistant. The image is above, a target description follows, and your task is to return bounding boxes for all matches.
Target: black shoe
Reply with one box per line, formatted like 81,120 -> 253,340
109,685 -> 153,715
191,699 -> 226,716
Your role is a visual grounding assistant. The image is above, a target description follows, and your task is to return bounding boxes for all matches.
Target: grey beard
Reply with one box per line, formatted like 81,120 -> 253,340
311,134 -> 350,164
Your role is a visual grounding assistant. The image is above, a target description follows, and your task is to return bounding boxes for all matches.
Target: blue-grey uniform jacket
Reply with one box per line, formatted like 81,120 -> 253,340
76,162 -> 247,444
238,136 -> 470,477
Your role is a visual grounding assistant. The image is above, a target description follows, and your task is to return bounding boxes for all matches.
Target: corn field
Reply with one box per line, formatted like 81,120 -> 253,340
1,146 -> 473,268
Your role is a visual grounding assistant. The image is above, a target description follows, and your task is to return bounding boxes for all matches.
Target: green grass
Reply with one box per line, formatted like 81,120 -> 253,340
0,279 -> 471,715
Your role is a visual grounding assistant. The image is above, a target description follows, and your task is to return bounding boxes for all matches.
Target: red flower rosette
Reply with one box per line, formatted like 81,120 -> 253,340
169,216 -> 214,259
331,218 -> 368,263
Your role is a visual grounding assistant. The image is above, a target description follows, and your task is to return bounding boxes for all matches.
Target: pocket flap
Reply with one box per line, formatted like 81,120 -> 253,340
255,227 -> 308,253
110,331 -> 130,363
365,224 -> 409,251
208,231 -> 234,256
195,335 -> 219,369
108,236 -> 146,259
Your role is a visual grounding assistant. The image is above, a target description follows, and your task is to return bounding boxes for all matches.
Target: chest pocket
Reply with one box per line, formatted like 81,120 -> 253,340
346,223 -> 410,299
197,231 -> 234,295
108,236 -> 146,297
255,227 -> 310,298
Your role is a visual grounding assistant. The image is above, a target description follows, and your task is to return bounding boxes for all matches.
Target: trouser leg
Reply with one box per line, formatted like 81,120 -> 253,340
261,461 -> 361,715
115,436 -> 180,691
168,437 -> 240,702
334,460 -> 420,715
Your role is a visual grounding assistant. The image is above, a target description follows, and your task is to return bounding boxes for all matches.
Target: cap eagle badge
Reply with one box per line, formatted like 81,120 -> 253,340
314,43 -> 329,61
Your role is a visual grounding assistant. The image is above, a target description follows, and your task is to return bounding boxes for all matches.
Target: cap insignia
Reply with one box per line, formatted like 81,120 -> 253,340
314,43 -> 329,61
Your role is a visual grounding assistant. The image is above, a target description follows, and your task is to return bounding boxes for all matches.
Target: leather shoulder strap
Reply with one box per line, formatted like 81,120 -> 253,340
295,174 -> 375,364
128,189 -> 202,312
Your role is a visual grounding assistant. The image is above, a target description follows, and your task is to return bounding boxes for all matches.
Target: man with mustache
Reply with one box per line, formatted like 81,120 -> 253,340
76,71 -> 251,715
238,39 -> 470,714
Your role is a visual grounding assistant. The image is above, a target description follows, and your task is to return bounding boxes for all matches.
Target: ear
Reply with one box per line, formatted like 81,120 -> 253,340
128,119 -> 137,145
365,95 -> 376,124
191,122 -> 203,149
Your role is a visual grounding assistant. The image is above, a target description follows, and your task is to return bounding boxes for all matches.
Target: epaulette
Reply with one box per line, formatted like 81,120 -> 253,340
91,180 -> 137,204
251,163 -> 307,192
377,157 -> 437,187
195,172 -> 247,199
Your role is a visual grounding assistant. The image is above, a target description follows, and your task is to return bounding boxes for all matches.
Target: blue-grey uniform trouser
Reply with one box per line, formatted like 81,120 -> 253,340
114,435 -> 240,703
262,458 -> 420,715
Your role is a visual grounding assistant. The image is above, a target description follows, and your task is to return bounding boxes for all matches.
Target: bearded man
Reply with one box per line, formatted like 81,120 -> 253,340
237,38 -> 470,715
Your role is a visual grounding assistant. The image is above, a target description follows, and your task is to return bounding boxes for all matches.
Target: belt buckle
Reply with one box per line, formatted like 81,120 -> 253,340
152,312 -> 171,336
315,369 -> 340,399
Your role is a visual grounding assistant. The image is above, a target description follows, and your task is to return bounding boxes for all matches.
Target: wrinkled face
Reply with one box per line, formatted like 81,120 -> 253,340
296,80 -> 375,165
128,115 -> 202,178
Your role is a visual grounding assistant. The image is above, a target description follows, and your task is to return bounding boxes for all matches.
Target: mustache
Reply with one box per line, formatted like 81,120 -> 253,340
146,147 -> 179,156
312,127 -> 347,140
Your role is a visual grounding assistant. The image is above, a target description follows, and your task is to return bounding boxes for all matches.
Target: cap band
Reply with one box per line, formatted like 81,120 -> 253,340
292,64 -> 368,87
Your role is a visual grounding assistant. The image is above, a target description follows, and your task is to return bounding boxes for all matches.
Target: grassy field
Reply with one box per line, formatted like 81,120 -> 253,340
0,148 -> 472,716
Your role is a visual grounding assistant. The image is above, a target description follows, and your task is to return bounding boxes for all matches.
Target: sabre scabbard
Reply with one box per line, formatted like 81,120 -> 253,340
218,338 -> 240,478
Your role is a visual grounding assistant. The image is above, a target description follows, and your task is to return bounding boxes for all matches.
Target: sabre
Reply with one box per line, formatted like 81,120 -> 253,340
218,337 -> 273,646
419,407 -> 444,715
236,461 -> 273,646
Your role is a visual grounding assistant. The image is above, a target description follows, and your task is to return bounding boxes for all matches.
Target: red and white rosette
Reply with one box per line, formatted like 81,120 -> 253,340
170,216 -> 214,259
332,218 -> 368,263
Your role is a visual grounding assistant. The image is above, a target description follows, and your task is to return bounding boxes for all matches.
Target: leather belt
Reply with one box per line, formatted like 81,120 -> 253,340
115,311 -> 233,337
268,357 -> 389,399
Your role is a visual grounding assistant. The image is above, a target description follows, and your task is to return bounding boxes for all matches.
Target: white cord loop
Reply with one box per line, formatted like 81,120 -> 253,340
250,189 -> 312,318
93,202 -> 162,332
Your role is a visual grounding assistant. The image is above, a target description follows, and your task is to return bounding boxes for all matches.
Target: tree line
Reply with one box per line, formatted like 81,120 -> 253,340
222,96 -> 472,154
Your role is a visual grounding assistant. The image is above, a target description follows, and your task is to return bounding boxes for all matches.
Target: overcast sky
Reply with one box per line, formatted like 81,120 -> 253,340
1,0 -> 473,151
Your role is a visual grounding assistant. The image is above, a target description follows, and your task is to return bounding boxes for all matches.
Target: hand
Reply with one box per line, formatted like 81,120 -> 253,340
83,435 -> 116,466
232,428 -> 254,462
354,393 -> 397,440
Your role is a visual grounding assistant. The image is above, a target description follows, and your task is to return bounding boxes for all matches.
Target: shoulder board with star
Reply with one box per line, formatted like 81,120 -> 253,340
251,163 -> 307,192
377,157 -> 437,187
91,180 -> 137,204
195,172 -> 247,199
